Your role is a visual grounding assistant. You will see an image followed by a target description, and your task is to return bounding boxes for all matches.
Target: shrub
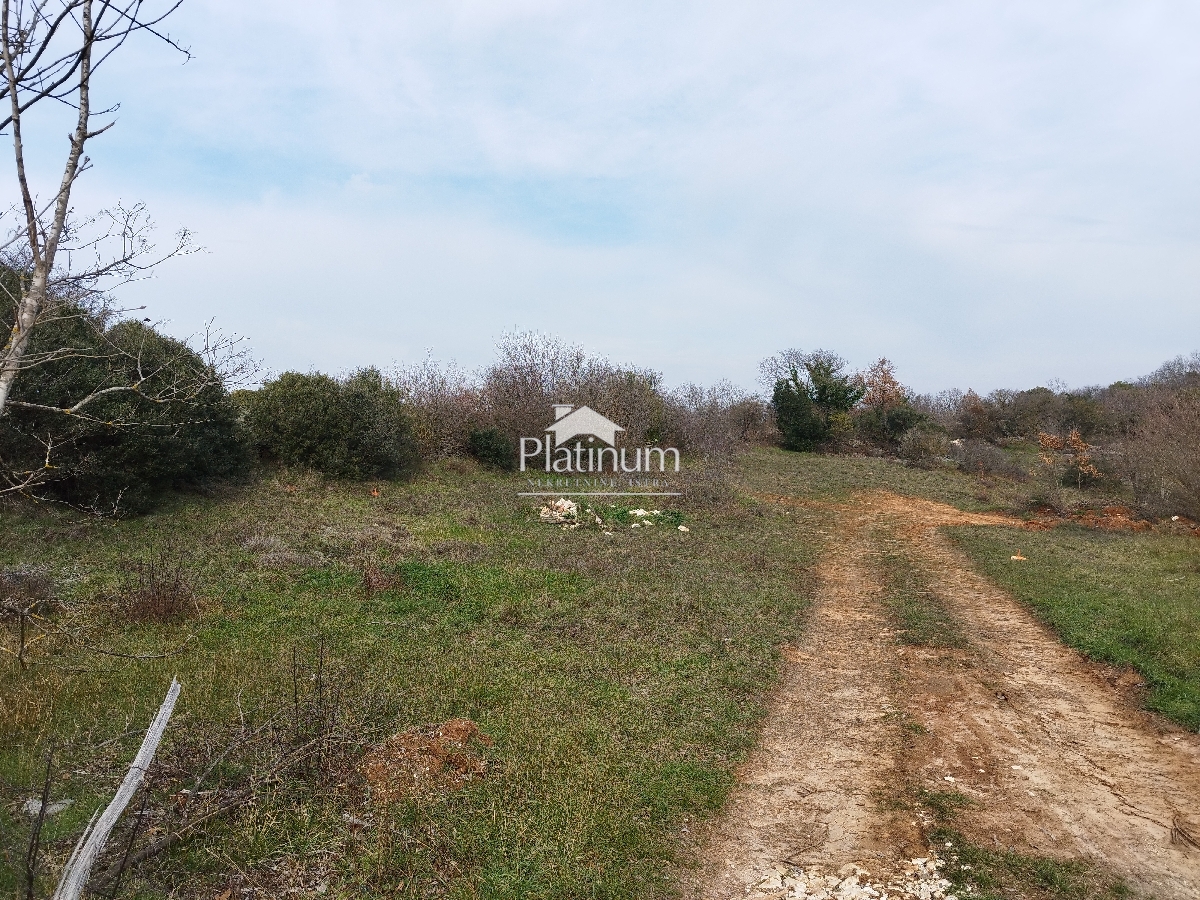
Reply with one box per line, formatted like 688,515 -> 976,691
665,382 -> 771,456
772,371 -> 825,451
392,333 -> 766,463
392,357 -> 480,459
1122,383 -> 1200,518
955,390 -> 1003,441
478,332 -> 669,448
121,549 -> 198,623
855,403 -> 926,447
0,302 -> 251,513
951,440 -> 1028,480
245,368 -> 419,480
467,428 -> 515,470
898,427 -> 950,468
768,350 -> 864,452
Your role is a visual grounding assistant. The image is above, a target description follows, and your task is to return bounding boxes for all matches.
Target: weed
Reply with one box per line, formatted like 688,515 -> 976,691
119,549 -> 198,623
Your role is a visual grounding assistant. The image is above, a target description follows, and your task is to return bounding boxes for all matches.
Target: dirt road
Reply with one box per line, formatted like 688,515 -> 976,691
687,492 -> 1200,899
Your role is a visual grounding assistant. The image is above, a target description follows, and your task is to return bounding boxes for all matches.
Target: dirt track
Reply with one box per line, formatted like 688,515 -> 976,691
688,492 -> 1200,899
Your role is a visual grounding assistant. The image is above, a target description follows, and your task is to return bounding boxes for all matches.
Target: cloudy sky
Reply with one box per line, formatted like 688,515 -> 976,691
19,0 -> 1200,393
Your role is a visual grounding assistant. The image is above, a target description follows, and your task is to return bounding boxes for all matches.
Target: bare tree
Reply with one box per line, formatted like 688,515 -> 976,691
0,2 -> 253,503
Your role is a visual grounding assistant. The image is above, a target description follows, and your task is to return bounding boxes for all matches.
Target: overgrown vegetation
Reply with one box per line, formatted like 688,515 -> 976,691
394,332 -> 772,462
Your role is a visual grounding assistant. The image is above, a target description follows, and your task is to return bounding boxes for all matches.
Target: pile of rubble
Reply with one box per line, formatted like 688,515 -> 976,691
744,858 -> 955,900
539,497 -> 582,527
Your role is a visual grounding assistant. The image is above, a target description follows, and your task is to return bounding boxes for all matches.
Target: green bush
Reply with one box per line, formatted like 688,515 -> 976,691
467,427 -> 516,470
771,353 -> 864,452
898,426 -> 951,467
245,368 -> 419,480
855,402 -> 926,447
772,372 -> 825,451
0,302 -> 251,513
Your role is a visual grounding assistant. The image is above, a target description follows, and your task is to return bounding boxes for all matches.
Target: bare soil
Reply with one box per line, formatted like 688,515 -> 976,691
688,492 -> 1200,899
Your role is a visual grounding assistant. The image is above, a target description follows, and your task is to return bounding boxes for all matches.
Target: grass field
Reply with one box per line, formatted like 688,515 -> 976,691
950,523 -> 1200,730
2,448 -> 1197,898
0,457 -> 826,899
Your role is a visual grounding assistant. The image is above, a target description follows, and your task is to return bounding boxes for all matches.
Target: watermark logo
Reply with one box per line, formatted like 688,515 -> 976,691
517,404 -> 681,498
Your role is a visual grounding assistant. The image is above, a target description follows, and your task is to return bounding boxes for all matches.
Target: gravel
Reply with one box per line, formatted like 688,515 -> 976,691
743,857 -> 955,900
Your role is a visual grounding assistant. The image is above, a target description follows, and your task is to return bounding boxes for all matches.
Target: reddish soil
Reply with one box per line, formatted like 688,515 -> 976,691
360,718 -> 492,804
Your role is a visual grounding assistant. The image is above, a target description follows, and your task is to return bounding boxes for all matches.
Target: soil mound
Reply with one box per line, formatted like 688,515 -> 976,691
361,718 -> 493,804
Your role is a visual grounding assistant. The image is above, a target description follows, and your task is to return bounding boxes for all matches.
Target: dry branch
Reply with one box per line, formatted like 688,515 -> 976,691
51,677 -> 181,900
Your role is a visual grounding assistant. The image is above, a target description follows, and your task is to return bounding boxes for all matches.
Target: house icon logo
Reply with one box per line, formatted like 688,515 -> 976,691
545,404 -> 624,446
519,404 -> 680,475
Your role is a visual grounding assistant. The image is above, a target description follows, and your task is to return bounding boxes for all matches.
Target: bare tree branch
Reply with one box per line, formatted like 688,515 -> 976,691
0,0 -> 191,421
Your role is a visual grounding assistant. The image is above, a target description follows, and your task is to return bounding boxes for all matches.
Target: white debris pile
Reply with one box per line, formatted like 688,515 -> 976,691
745,858 -> 955,900
539,498 -> 580,528
628,508 -> 664,528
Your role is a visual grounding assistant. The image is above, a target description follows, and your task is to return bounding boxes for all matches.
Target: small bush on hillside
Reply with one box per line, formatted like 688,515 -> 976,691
952,440 -> 1028,481
1122,380 -> 1200,518
898,426 -> 951,468
245,368 -> 419,480
856,403 -> 926,447
121,548 -> 198,623
395,332 -> 762,460
667,382 -> 772,456
479,332 -> 670,447
467,428 -> 516,470
772,371 -> 825,451
0,298 -> 251,513
854,358 -> 925,447
392,357 -> 479,459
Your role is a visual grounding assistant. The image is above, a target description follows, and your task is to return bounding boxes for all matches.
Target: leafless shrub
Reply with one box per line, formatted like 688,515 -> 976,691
392,355 -> 480,459
1122,385 -> 1200,519
392,332 -> 770,465
910,389 -> 964,431
0,568 -> 56,615
665,382 -> 771,456
120,551 -> 198,623
951,440 -> 1029,481
477,331 -> 671,445
1142,352 -> 1200,389
80,641 -> 378,897
1,568 -> 59,670
570,367 -> 668,448
757,348 -> 812,392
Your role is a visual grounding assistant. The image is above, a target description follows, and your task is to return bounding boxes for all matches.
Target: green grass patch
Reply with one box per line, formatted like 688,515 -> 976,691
875,541 -> 965,648
932,827 -> 1133,900
949,524 -> 1200,729
739,447 -> 998,510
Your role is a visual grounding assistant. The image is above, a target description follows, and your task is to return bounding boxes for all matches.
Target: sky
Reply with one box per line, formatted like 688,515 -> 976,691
12,0 -> 1200,393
